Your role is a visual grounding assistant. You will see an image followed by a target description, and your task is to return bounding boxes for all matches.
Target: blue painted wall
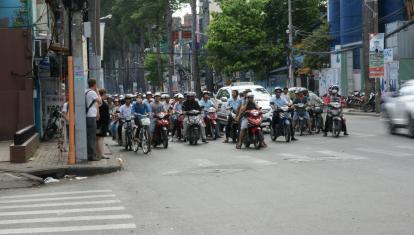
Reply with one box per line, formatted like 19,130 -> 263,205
340,0 -> 362,45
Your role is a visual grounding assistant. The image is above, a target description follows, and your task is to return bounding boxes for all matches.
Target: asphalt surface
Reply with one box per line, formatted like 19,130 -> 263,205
1,115 -> 414,235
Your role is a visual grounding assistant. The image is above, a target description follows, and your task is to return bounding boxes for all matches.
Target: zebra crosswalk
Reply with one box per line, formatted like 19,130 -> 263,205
0,190 -> 136,234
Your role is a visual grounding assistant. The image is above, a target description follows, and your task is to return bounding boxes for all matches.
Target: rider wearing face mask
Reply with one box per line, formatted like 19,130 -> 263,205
323,85 -> 349,136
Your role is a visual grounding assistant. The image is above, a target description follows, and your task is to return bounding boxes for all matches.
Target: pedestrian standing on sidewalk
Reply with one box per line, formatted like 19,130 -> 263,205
85,78 -> 102,161
96,88 -> 110,159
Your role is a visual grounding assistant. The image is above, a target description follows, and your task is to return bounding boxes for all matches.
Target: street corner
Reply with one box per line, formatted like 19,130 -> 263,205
0,171 -> 43,190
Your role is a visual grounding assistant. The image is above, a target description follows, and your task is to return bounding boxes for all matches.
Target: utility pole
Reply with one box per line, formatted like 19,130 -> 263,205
88,0 -> 102,87
166,1 -> 174,95
191,0 -> 201,97
362,0 -> 379,112
71,10 -> 88,162
288,0 -> 294,87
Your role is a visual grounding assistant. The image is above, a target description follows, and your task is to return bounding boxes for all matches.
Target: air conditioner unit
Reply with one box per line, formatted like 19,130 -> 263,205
34,39 -> 48,58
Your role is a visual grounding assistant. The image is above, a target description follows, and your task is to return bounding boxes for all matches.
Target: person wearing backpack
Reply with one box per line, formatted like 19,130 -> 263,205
85,78 -> 102,161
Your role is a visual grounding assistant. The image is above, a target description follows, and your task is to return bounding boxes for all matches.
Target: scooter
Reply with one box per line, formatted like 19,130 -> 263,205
244,109 -> 264,149
294,103 -> 308,136
270,106 -> 293,142
186,110 -> 202,145
312,105 -> 324,134
152,112 -> 169,148
204,107 -> 220,140
227,107 -> 239,143
328,102 -> 343,137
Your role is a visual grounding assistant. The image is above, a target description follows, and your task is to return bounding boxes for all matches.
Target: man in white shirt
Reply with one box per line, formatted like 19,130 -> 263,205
118,95 -> 133,148
85,78 -> 102,161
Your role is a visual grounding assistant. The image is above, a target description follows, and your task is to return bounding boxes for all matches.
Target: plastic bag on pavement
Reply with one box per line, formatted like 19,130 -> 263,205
44,177 -> 60,184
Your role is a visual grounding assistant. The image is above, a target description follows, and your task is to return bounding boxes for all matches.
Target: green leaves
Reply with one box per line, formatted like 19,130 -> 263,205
144,53 -> 169,87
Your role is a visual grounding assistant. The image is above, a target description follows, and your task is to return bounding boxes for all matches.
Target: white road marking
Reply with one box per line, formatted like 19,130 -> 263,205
0,206 -> 125,217
236,155 -> 277,166
317,150 -> 367,160
354,148 -> 412,157
0,190 -> 113,199
0,200 -> 121,210
0,194 -> 116,204
0,214 -> 133,225
281,153 -> 313,162
191,158 -> 219,167
0,223 -> 136,234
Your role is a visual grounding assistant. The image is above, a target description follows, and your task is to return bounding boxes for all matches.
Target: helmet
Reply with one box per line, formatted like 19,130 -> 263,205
202,91 -> 210,96
187,92 -> 196,97
274,86 -> 282,92
136,93 -> 143,98
173,93 -> 179,98
246,92 -> 254,98
331,85 -> 339,94
119,95 -> 125,100
154,92 -> 161,97
164,94 -> 170,99
146,91 -> 153,96
125,94 -> 132,99
177,94 -> 184,99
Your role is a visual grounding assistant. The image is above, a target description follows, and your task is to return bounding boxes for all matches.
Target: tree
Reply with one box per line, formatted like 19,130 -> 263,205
206,0 -> 281,79
144,53 -> 169,89
301,21 -> 330,69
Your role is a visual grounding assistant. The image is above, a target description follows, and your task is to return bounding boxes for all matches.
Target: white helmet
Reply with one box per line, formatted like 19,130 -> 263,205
177,94 -> 184,99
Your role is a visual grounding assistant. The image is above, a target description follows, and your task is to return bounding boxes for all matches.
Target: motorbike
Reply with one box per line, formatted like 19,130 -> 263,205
172,111 -> 184,140
294,103 -> 308,136
227,107 -> 239,143
132,114 -> 151,154
43,107 -> 63,141
204,107 -> 220,140
312,105 -> 324,134
363,92 -> 376,112
346,91 -> 364,108
186,110 -> 202,145
122,115 -> 135,150
152,112 -> 169,148
328,102 -> 343,137
270,106 -> 293,142
244,109 -> 264,149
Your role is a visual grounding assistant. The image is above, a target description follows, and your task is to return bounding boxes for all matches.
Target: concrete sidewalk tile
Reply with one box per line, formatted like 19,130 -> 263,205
0,137 -> 121,178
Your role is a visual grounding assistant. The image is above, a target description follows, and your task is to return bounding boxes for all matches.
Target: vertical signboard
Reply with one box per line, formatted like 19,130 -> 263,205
369,33 -> 385,78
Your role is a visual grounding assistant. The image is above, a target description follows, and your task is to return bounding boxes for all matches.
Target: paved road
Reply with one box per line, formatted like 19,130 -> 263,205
1,115 -> 414,235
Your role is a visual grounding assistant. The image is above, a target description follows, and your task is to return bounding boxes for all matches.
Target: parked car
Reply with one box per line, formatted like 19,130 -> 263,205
383,80 -> 414,137
214,83 -> 272,129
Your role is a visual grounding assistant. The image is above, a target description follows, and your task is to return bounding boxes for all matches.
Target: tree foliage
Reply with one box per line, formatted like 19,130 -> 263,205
301,21 -> 330,69
144,53 -> 169,87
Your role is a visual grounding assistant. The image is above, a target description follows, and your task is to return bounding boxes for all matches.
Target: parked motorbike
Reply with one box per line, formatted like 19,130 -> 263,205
270,106 -> 293,142
186,110 -> 202,145
294,103 -> 308,136
132,114 -> 151,154
204,107 -> 220,140
244,109 -> 264,149
346,91 -> 364,108
312,105 -> 324,134
152,112 -> 169,148
363,92 -> 376,112
43,107 -> 63,141
328,102 -> 343,137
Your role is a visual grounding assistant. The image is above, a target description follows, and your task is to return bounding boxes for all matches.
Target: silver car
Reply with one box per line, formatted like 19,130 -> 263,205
383,80 -> 414,137
215,83 -> 272,128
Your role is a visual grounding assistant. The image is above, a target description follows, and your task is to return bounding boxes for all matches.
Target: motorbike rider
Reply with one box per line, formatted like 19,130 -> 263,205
144,91 -> 153,104
132,93 -> 151,137
118,95 -> 133,144
282,87 -> 292,105
292,89 -> 312,134
223,90 -> 242,143
236,92 -> 267,149
199,91 -> 217,113
110,98 -> 121,140
150,93 -> 167,142
323,85 -> 349,136
270,87 -> 297,141
182,92 -> 207,143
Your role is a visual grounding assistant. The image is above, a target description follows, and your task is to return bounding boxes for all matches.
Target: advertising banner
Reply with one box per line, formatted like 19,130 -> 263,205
369,33 -> 385,78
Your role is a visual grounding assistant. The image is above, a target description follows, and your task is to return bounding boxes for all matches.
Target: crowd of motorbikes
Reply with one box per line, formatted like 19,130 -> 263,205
108,94 -> 347,154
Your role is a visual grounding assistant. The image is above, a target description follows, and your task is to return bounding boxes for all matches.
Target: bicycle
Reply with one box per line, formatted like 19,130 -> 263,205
132,114 -> 151,154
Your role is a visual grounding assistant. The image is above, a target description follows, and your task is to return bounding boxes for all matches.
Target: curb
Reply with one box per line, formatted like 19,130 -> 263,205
0,164 -> 122,179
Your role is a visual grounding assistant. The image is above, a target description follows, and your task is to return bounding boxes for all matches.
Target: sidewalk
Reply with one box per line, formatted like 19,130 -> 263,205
0,138 -> 122,179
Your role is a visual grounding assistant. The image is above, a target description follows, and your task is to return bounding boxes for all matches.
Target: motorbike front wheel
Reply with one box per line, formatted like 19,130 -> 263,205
132,128 -> 139,152
162,129 -> 169,148
254,133 -> 261,150
333,120 -> 341,137
284,124 -> 291,142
